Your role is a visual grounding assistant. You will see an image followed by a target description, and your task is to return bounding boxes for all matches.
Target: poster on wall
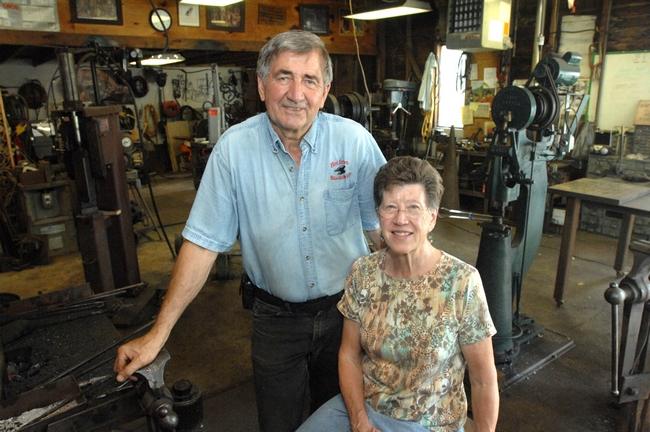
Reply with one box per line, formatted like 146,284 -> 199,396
0,0 -> 60,31
206,4 -> 245,32
70,0 -> 123,25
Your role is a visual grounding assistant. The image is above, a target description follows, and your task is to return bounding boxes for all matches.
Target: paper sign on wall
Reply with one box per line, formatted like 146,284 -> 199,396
483,67 -> 497,88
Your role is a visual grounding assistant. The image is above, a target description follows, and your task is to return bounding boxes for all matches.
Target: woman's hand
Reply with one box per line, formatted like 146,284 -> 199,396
352,416 -> 381,432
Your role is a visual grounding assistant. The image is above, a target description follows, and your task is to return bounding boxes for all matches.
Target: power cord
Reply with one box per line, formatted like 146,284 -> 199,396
347,0 -> 372,130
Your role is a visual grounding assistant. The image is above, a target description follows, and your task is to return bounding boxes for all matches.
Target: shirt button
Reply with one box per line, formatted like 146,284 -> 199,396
299,196 -> 305,202
305,256 -> 311,261
309,282 -> 315,288
302,226 -> 307,232
289,166 -> 294,172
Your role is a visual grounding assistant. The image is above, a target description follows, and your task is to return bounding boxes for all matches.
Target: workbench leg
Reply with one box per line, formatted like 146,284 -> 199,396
615,213 -> 635,277
554,197 -> 581,306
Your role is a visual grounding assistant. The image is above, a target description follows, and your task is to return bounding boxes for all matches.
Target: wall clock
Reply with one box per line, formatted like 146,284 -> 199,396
149,8 -> 172,32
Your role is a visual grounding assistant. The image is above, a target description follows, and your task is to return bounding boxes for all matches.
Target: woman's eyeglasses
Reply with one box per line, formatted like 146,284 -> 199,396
377,204 -> 428,219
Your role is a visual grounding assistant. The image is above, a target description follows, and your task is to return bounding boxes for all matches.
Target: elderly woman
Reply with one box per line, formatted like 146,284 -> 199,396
298,156 -> 499,432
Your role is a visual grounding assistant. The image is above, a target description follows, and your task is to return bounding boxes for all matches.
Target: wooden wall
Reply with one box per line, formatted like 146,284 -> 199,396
0,0 -> 376,56
555,0 -> 650,53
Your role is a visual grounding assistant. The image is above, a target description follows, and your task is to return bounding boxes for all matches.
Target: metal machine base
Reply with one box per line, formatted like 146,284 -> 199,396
498,322 -> 575,391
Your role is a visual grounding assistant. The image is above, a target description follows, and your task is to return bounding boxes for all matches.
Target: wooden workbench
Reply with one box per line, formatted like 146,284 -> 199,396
549,177 -> 650,305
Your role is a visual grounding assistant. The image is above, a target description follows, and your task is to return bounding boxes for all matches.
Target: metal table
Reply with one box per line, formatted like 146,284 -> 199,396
549,177 -> 650,305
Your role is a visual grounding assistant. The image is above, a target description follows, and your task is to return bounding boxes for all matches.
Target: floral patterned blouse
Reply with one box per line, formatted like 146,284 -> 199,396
338,250 -> 496,432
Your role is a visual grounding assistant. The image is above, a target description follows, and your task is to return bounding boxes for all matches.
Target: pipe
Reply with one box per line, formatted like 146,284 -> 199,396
532,0 -> 547,70
57,51 -> 80,110
548,0 -> 560,53
594,0 -> 613,128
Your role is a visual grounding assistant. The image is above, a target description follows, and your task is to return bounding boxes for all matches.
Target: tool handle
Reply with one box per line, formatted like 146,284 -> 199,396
605,282 -> 624,396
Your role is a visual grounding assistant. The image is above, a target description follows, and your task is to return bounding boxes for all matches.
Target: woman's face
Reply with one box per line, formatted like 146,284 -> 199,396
378,183 -> 437,257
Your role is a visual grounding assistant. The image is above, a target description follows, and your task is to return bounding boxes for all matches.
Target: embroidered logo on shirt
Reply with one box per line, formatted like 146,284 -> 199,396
330,159 -> 351,180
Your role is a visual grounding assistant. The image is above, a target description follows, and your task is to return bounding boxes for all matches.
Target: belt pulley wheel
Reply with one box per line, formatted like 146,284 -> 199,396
18,80 -> 47,110
528,86 -> 558,131
338,92 -> 368,124
491,86 -> 536,130
323,94 -> 341,116
491,85 -> 559,131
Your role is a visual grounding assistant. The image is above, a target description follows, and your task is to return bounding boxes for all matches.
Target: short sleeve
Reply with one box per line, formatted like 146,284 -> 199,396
458,268 -> 497,346
182,138 -> 239,252
356,132 -> 386,231
337,260 -> 362,322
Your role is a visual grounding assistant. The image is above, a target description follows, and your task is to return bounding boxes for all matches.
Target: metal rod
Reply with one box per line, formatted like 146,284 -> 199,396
610,282 -> 621,396
89,57 -> 101,105
2,283 -> 146,322
594,0 -> 612,127
439,207 -> 493,222
67,282 -> 147,305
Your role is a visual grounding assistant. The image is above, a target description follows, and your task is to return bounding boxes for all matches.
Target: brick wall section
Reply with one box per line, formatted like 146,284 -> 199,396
632,126 -> 650,155
580,142 -> 650,238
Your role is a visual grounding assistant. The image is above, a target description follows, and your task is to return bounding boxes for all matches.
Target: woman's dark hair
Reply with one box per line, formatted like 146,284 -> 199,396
373,156 -> 444,209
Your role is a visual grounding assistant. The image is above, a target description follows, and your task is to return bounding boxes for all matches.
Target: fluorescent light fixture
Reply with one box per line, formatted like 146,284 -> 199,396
137,52 -> 186,66
345,0 -> 431,20
179,0 -> 243,6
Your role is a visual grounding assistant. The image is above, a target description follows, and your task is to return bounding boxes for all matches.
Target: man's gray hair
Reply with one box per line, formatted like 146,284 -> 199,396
257,30 -> 333,86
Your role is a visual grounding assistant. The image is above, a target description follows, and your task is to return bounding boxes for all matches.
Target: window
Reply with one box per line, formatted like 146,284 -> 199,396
437,46 -> 466,129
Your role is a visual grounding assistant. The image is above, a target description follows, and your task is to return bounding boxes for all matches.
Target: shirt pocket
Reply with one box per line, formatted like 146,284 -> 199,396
323,186 -> 356,236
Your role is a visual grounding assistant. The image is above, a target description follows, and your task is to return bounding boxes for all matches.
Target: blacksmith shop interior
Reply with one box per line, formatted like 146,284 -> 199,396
1,0 -> 650,431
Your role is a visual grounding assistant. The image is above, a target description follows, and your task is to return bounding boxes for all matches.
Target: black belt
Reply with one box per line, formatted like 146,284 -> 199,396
254,287 -> 343,314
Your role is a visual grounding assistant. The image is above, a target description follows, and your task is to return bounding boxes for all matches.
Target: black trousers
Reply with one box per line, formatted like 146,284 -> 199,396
251,297 -> 344,432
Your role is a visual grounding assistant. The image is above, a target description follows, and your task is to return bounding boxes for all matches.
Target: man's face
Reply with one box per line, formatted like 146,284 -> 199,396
257,49 -> 330,142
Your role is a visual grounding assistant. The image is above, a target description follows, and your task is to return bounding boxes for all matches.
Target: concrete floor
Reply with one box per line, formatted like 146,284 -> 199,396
1,173 -> 633,431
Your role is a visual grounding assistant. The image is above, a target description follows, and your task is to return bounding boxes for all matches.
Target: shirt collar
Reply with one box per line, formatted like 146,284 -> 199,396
264,112 -> 320,154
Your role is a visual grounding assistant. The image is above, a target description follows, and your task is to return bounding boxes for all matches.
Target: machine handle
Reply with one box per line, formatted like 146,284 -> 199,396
604,281 -> 625,396
439,207 -> 493,222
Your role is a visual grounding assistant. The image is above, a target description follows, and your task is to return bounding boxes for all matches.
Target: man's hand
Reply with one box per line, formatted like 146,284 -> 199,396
114,332 -> 165,382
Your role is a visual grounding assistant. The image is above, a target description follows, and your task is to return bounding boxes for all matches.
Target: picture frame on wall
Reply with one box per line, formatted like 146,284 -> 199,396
339,8 -> 365,36
70,0 -> 123,25
206,4 -> 245,32
178,4 -> 200,27
299,4 -> 330,35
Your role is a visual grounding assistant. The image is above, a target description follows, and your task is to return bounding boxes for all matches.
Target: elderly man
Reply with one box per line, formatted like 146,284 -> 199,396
114,30 -> 386,432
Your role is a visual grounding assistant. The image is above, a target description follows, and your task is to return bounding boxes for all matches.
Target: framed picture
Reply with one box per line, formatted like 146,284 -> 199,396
206,4 -> 245,32
299,4 -> 329,35
70,0 -> 122,25
339,8 -> 365,36
178,4 -> 200,27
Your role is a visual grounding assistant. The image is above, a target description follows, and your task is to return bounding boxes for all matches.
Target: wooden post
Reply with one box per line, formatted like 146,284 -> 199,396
0,92 -> 15,168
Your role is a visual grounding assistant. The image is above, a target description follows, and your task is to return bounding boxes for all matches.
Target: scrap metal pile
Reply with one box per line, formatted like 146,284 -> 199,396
0,284 -> 203,431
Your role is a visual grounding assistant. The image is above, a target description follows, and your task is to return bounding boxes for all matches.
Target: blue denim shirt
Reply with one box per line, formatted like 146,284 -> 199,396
182,112 -> 386,302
